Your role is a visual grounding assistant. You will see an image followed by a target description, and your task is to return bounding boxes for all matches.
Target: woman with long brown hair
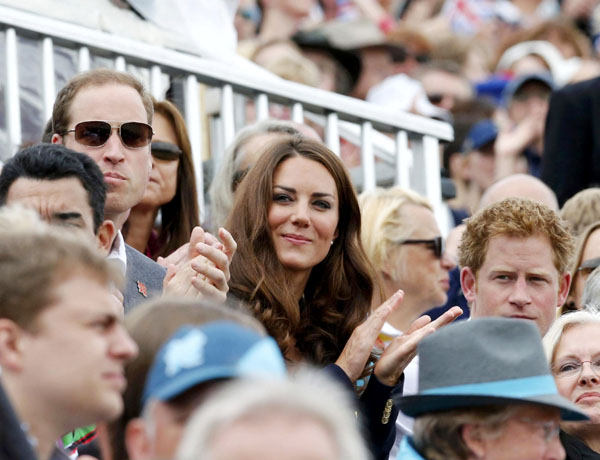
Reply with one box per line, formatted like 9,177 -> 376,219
226,135 -> 461,459
125,99 -> 199,260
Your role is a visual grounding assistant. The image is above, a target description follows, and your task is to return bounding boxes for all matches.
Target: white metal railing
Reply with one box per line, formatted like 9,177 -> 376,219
0,5 -> 453,225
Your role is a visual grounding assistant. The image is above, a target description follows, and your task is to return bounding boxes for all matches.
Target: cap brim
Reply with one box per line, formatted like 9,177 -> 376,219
395,393 -> 588,421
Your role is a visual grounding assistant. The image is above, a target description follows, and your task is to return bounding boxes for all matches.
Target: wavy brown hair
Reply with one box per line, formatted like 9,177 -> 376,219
226,136 -> 375,365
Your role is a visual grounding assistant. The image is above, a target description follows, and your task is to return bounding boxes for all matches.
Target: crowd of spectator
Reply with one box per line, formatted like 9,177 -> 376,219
4,0 -> 600,459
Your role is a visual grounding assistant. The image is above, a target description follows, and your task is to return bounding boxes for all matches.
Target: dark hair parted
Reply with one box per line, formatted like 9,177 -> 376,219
151,99 -> 200,258
0,143 -> 106,232
226,136 -> 375,365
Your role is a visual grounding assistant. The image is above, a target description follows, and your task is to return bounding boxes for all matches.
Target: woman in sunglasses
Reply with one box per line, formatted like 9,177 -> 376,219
124,99 -> 200,260
358,186 -> 455,451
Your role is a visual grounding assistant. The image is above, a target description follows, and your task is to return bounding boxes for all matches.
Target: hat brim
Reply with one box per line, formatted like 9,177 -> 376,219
395,393 -> 588,421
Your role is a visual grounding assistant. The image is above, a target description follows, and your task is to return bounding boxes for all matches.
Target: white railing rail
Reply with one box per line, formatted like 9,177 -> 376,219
0,5 -> 453,224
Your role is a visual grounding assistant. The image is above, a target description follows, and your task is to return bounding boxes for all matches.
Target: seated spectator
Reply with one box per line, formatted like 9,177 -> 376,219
416,60 -> 473,112
175,369 -> 369,460
124,99 -> 200,260
459,197 -> 573,334
395,317 -> 586,459
0,214 -> 138,460
128,320 -> 286,460
544,311 -> 600,457
495,73 -> 554,180
477,173 -> 559,211
359,187 -> 455,333
560,188 -> 600,237
208,119 -> 318,231
562,222 -> 600,313
104,297 -> 280,460
463,119 -> 501,203
226,135 -> 462,459
0,144 -> 115,254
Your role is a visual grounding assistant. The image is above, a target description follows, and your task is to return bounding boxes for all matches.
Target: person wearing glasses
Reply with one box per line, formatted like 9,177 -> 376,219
226,136 -> 462,460
562,222 -> 600,313
49,69 -> 233,311
459,197 -> 574,335
358,186 -> 455,454
123,99 -> 200,261
544,310 -> 600,458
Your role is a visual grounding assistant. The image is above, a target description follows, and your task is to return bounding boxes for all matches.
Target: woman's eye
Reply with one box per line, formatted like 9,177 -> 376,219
314,200 -> 331,209
273,194 -> 292,202
559,363 -> 578,372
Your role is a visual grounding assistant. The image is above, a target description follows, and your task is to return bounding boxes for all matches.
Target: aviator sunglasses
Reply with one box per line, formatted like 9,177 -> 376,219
397,236 -> 444,259
64,121 -> 154,149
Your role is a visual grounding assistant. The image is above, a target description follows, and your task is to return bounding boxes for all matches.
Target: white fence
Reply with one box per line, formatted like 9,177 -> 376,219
0,5 -> 453,224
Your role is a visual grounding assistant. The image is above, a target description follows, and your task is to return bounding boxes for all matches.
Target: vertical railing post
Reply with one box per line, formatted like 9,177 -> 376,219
150,65 -> 163,99
42,37 -> 55,122
325,112 -> 340,156
185,75 -> 205,222
361,121 -> 376,191
5,28 -> 21,155
395,130 -> 411,189
221,84 -> 235,149
255,93 -> 268,121
115,55 -> 126,71
78,46 -> 90,72
292,102 -> 304,123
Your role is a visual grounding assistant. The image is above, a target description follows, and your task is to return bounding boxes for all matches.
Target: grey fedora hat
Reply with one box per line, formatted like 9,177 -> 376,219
395,317 -> 587,421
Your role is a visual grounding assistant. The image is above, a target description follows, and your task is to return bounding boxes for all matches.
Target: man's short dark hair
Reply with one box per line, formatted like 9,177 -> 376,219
0,144 -> 106,232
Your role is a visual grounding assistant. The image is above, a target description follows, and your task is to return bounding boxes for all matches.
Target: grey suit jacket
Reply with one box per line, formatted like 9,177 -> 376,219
123,244 -> 166,313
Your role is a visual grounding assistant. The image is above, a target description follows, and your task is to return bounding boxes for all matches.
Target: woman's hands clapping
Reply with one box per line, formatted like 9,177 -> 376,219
335,290 -> 463,386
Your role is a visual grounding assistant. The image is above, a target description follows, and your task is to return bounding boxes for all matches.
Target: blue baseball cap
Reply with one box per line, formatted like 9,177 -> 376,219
503,72 -> 554,105
142,321 -> 286,406
463,119 -> 498,152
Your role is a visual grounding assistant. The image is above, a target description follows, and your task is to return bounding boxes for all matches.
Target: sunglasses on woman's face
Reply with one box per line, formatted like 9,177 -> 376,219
151,141 -> 182,161
64,121 -> 154,149
397,236 -> 444,259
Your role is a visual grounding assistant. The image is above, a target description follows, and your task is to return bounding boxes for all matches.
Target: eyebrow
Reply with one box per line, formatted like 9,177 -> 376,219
53,212 -> 84,221
273,185 -> 335,199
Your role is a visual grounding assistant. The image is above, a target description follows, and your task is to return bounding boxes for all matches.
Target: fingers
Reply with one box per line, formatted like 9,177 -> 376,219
429,306 -> 463,330
190,276 -> 227,303
195,243 -> 230,282
191,256 -> 228,293
362,290 -> 404,335
405,314 -> 432,334
218,227 -> 237,263
188,227 -> 206,259
157,243 -> 189,269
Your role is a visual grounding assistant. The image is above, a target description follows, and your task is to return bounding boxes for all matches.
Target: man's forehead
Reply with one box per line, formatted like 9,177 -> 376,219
481,234 -> 558,272
68,83 -> 148,124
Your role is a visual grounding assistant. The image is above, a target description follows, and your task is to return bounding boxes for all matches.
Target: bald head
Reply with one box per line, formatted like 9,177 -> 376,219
478,174 -> 558,211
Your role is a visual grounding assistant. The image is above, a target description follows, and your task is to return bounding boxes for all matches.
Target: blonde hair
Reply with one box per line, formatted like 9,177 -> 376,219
358,186 -> 432,280
560,188 -> 600,237
543,310 -> 600,364
459,198 -> 574,276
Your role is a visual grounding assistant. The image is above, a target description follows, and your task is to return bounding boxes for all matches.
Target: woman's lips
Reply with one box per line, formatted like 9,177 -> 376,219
282,234 -> 311,245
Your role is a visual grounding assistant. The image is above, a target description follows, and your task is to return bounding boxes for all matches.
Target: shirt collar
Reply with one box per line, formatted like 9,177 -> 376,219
107,230 -> 127,276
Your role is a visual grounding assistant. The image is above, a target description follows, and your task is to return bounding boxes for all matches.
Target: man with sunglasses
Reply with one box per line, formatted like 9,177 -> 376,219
50,69 -> 232,311
459,197 -> 573,335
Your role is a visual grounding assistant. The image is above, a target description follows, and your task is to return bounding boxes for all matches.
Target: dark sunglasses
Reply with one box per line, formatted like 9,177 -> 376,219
151,141 -> 182,161
397,236 -> 444,259
64,121 -> 154,149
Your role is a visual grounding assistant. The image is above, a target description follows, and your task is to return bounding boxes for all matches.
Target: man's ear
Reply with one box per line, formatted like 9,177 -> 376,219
557,272 -> 571,308
0,319 -> 25,372
51,133 -> 63,145
461,266 -> 477,305
125,417 -> 153,460
96,220 -> 116,255
461,424 -> 487,459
